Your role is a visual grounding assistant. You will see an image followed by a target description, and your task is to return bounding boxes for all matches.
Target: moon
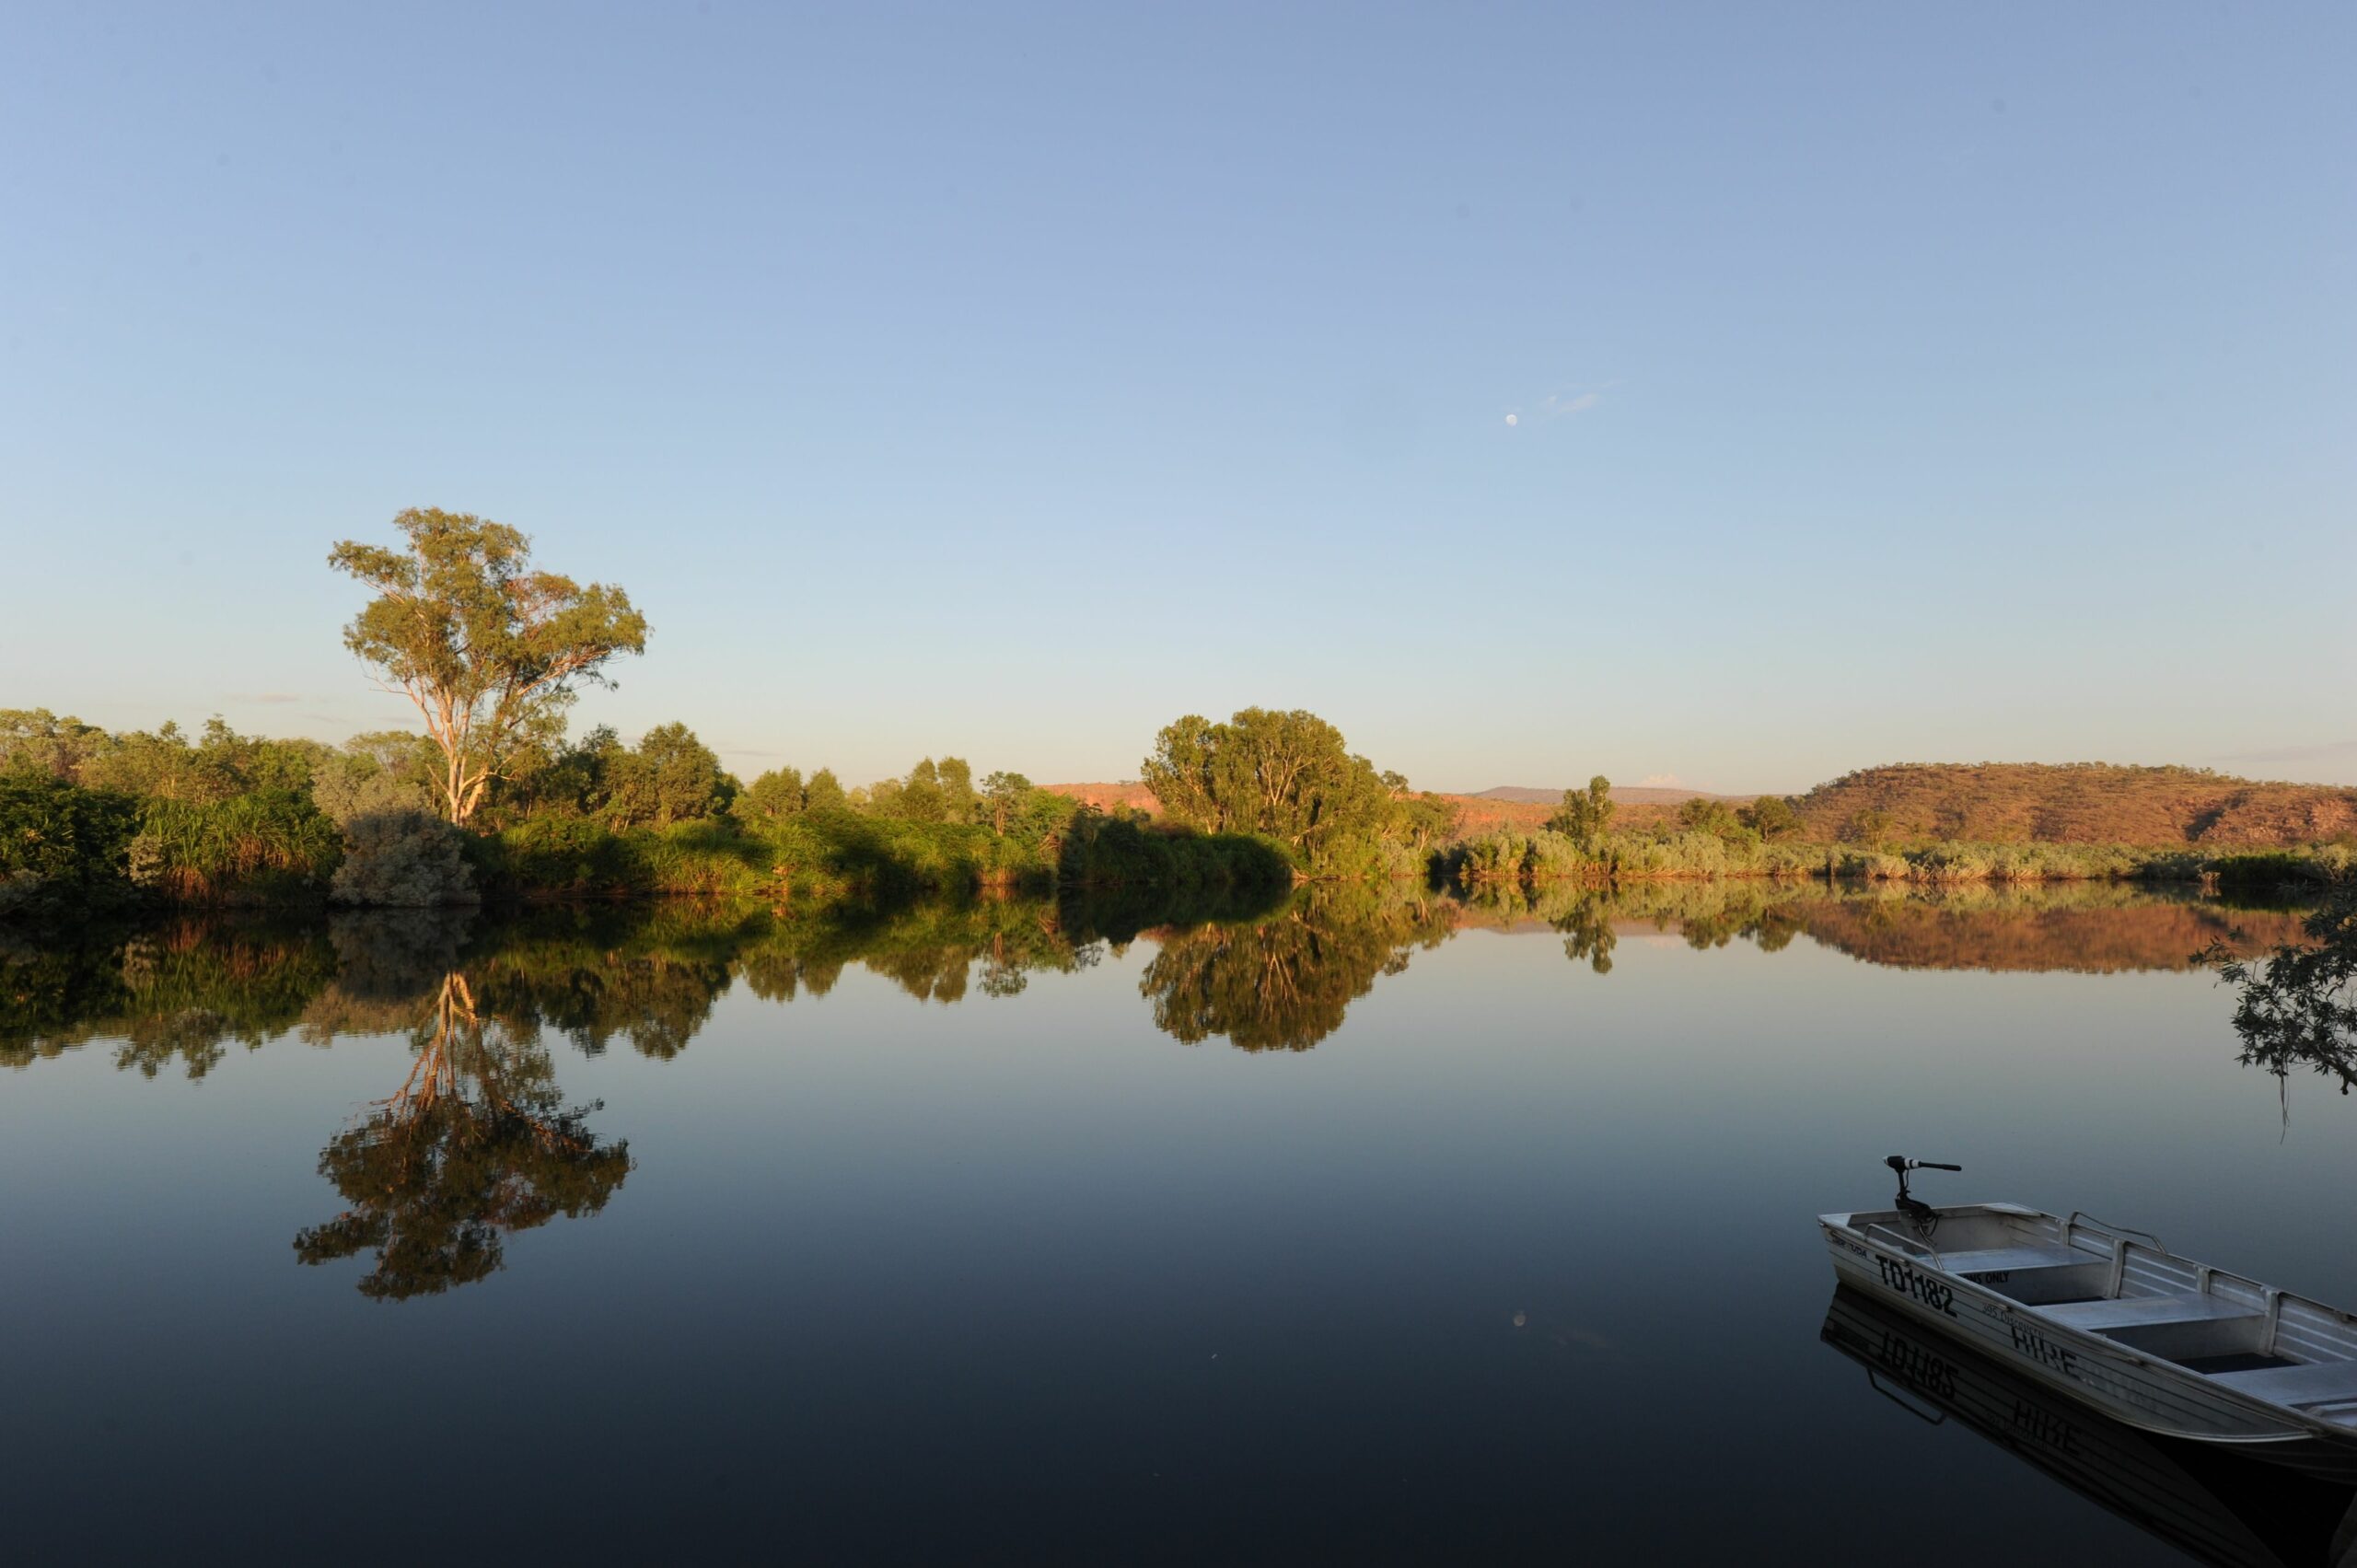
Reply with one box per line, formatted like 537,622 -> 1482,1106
1504,413 -> 1518,427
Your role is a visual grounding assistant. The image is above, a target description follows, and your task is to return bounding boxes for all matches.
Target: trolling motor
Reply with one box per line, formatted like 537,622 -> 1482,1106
1886,1155 -> 1962,1221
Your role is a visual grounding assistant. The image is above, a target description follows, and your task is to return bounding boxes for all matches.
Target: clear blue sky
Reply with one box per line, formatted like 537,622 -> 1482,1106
5,3 -> 2351,792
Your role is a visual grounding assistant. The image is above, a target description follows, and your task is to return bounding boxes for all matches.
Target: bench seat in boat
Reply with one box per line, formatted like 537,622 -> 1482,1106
2035,1293 -> 2264,1331
2207,1361 -> 2357,1410
1927,1244 -> 2089,1275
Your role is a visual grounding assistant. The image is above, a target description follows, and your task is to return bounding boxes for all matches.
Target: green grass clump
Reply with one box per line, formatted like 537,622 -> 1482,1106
129,790 -> 342,906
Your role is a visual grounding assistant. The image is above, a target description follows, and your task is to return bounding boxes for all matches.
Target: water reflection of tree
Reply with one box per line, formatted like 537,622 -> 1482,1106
2,896 -> 1138,1074
6,882 -> 2319,1081
734,894 -> 1109,1005
1138,887 -> 1454,1051
1547,888 -> 1619,973
0,920 -> 336,1078
2211,880 -> 2357,1101
294,970 -> 631,1300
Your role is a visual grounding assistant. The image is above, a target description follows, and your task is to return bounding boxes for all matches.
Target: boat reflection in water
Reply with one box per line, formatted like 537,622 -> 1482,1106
1823,1286 -> 2357,1567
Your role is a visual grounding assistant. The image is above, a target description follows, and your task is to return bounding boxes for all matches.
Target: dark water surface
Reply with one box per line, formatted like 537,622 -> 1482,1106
4,883 -> 2349,1564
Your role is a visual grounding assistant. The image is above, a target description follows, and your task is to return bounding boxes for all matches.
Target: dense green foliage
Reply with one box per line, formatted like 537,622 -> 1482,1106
464,802 -> 1293,903
491,723 -> 736,829
5,709 -> 319,801
2205,847 -> 2355,898
0,774 -> 143,915
1141,707 -> 1456,875
2,712 -> 403,909
1434,825 -> 2332,888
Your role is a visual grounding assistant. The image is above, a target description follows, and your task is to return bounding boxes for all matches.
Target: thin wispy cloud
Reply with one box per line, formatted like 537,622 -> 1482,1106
1504,382 -> 1611,429
226,691 -> 303,704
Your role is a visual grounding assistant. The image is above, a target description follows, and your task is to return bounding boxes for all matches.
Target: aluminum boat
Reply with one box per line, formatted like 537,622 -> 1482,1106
1823,1158 -> 2357,1480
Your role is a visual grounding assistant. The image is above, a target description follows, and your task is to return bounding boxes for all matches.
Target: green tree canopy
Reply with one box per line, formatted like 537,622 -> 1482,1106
1141,708 -> 1390,870
310,731 -> 440,824
1737,795 -> 1803,842
1547,776 -> 1616,841
605,723 -> 735,829
937,757 -> 974,823
803,768 -> 847,813
1676,796 -> 1754,843
1844,807 -> 1893,845
897,759 -> 945,823
328,509 -> 648,823
0,709 -> 114,780
736,766 -> 807,822
981,771 -> 1029,832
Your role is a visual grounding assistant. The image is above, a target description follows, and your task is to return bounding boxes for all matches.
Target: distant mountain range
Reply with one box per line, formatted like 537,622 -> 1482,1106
1468,784 -> 1751,807
1045,764 -> 2357,848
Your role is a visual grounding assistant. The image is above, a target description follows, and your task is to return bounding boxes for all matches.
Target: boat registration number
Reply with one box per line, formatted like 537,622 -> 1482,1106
1874,1255 -> 1957,1318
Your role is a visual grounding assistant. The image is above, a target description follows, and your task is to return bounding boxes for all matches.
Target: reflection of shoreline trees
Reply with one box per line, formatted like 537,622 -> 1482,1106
1138,886 -> 1456,1051
2,885 -> 2322,1080
1453,879 -> 2307,976
1,891 -> 1301,1074
0,919 -> 338,1078
295,970 -> 632,1299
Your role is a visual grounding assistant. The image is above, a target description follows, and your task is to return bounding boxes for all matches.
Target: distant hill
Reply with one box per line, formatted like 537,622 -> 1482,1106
1042,782 -> 1159,813
1790,762 -> 2357,847
1470,784 -> 1752,807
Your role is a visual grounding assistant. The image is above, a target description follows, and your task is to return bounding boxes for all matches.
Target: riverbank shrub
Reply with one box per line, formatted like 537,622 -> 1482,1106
470,816 -> 651,900
1435,829 -> 2327,889
1056,809 -> 1294,891
128,790 -> 343,906
331,810 -> 479,907
2208,847 -> 2355,899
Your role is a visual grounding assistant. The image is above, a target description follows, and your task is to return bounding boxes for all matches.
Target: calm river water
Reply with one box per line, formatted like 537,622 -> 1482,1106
3,882 -> 2347,1564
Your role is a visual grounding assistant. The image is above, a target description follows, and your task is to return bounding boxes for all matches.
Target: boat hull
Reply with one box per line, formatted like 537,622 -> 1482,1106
1825,1222 -> 2357,1482
1822,1286 -> 2357,1568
